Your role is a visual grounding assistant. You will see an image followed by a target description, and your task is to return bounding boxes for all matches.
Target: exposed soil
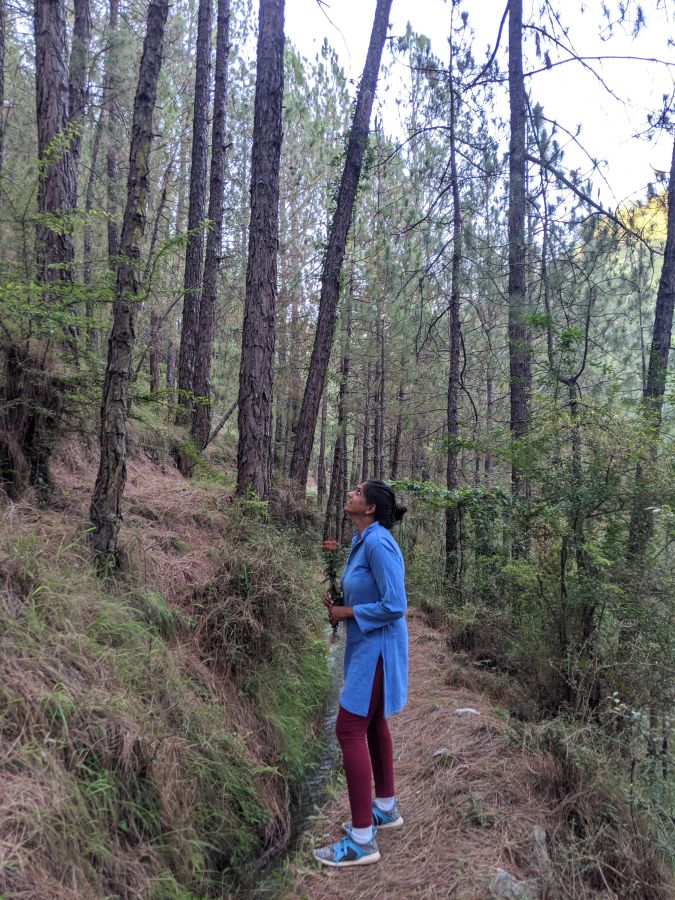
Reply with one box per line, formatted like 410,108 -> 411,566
287,611 -> 563,899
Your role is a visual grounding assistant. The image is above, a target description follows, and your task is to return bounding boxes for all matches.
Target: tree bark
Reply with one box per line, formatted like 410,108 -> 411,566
83,108 -> 103,350
390,378 -> 404,479
166,337 -> 176,406
361,361 -> 372,481
317,389 -> 328,505
67,0 -> 91,178
323,306 -> 351,541
507,0 -> 530,493
191,0 -> 230,452
90,0 -> 169,560
628,135 -> 675,558
103,0 -> 120,264
34,0 -> 76,289
289,0 -> 392,490
0,0 -> 5,187
373,302 -> 385,480
236,0 -> 285,499
177,0 -> 213,423
445,71 -> 462,584
149,310 -> 160,394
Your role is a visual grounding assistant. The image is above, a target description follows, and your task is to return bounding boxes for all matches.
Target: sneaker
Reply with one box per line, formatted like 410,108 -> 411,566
313,834 -> 381,868
342,800 -> 404,834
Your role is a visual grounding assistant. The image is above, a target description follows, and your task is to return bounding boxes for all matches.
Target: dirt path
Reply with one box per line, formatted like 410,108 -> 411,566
286,610 -> 560,899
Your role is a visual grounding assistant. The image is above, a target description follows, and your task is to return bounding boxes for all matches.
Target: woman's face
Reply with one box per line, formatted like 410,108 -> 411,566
344,482 -> 376,519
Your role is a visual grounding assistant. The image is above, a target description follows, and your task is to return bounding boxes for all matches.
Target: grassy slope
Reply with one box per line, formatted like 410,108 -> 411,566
0,435 -> 328,898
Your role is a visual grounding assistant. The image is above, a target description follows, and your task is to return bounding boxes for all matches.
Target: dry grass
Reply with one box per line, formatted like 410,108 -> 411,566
0,438 -> 328,897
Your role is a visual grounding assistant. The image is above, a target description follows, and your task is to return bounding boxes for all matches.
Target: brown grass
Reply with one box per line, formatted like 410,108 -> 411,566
0,438 -> 325,897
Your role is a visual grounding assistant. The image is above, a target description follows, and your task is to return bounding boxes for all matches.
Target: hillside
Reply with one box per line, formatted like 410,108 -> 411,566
1,438 -> 328,897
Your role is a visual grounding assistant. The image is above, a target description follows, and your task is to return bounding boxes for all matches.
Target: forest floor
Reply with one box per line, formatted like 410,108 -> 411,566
285,611 -> 565,899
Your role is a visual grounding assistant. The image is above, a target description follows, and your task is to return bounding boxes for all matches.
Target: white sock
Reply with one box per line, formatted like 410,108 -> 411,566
374,796 -> 396,812
350,825 -> 374,843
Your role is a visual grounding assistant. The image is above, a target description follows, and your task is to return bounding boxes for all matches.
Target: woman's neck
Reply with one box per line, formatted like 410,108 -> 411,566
353,517 -> 375,537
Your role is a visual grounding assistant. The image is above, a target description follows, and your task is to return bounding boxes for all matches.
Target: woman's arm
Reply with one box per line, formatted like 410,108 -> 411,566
352,534 -> 406,633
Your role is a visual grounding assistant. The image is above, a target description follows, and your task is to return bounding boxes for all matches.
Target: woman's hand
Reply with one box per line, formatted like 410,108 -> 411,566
322,590 -> 334,612
328,605 -> 353,627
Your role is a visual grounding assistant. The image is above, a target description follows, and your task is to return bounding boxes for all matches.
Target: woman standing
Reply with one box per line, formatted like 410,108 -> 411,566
314,480 -> 408,868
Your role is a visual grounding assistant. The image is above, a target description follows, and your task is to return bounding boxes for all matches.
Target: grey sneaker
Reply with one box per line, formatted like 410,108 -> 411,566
313,834 -> 381,868
342,800 -> 404,834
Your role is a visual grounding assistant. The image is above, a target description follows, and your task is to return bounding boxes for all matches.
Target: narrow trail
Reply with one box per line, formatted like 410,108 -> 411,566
286,610 -> 561,899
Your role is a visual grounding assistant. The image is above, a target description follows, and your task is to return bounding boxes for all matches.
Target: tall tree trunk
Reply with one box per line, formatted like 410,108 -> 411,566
191,0 -> 231,452
628,135 -> 675,558
317,389 -> 328,505
361,362 -> 372,481
289,0 -> 392,490
103,0 -> 120,264
390,378 -> 404,479
373,303 -> 385,480
34,0 -> 76,290
445,76 -> 462,584
166,337 -> 176,407
484,367 -> 493,484
0,0 -> 5,188
323,306 -> 351,541
507,0 -> 530,494
90,0 -> 169,560
276,305 -> 288,470
177,0 -> 213,423
149,310 -> 160,394
143,158 -> 172,286
83,108 -> 104,350
236,0 -> 285,499
67,0 -> 91,179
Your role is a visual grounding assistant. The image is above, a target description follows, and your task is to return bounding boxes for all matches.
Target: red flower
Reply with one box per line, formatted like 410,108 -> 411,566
321,540 -> 338,551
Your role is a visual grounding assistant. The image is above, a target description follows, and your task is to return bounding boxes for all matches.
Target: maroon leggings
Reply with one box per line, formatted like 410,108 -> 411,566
336,657 -> 396,828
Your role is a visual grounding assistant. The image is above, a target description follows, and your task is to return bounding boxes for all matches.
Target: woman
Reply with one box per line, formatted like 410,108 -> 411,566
314,480 -> 408,868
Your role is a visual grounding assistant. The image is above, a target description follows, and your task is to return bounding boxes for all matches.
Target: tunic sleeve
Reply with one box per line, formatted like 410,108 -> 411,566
352,532 -> 406,633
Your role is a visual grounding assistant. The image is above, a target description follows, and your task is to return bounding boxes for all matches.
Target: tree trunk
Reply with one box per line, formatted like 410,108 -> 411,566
507,0 -> 530,493
628,135 -> 675,558
191,0 -> 231,453
361,362 -> 372,481
323,306 -> 351,540
445,73 -> 462,584
236,0 -> 285,499
289,0 -> 392,490
34,0 -> 76,290
103,0 -> 120,263
67,0 -> 91,178
177,0 -> 213,424
166,337 -> 176,407
317,389 -> 328,505
373,305 -> 385,480
0,0 -> 6,187
83,109 -> 104,350
90,0 -> 169,561
143,158 -> 172,286
390,378 -> 404,479
149,310 -> 160,394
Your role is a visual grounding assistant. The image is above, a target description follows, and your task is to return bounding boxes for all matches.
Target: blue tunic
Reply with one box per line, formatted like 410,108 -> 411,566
339,521 -> 408,718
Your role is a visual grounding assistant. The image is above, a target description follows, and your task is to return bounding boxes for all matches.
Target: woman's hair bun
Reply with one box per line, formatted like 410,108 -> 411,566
363,480 -> 407,529
393,503 -> 407,523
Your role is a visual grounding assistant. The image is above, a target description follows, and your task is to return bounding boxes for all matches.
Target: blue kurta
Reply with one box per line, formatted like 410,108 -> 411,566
339,521 -> 408,718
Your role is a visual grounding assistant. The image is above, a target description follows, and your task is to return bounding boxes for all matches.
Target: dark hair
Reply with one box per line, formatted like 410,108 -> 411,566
363,480 -> 407,530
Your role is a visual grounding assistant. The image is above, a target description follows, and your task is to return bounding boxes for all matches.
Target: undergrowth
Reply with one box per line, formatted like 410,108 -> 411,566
0,474 -> 328,898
